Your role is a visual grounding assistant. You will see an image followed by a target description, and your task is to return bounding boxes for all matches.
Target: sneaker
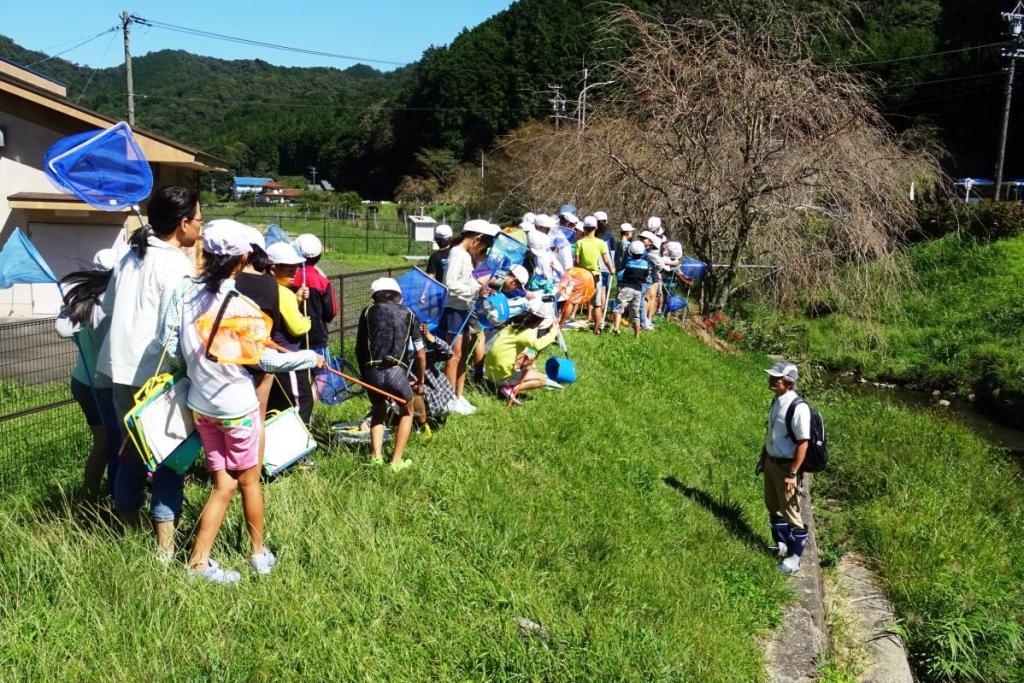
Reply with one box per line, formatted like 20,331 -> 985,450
389,459 -> 413,473
190,558 -> 241,585
156,549 -> 174,566
418,422 -> 433,442
445,397 -> 460,413
251,548 -> 277,575
370,456 -> 385,466
544,378 -> 563,390
642,323 -> 655,331
778,555 -> 802,575
453,396 -> 477,414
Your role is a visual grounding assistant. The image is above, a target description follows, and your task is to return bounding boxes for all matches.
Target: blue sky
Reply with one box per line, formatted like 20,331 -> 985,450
6,1 -> 515,71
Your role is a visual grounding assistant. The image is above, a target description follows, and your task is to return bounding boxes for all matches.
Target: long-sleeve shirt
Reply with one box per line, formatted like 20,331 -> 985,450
273,284 -> 311,351
290,264 -> 337,348
97,235 -> 193,386
443,245 -> 481,311
484,324 -> 558,380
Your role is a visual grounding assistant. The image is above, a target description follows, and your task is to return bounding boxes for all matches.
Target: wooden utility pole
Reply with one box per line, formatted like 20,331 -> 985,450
121,11 -> 135,126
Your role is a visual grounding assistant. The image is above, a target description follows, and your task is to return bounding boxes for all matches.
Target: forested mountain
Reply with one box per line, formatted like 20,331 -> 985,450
1,0 -> 1019,197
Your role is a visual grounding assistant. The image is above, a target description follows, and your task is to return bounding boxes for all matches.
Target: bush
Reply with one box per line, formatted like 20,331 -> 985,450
917,201 -> 1024,242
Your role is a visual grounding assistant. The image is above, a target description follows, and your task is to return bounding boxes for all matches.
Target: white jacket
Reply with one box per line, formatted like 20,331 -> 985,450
444,245 -> 481,311
96,235 -> 193,387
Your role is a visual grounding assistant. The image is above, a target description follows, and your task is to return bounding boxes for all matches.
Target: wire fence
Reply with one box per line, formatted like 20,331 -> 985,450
0,266 -> 412,494
204,210 -> 465,258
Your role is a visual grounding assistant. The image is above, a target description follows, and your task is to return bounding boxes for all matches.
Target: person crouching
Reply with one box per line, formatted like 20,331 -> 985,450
484,298 -> 560,405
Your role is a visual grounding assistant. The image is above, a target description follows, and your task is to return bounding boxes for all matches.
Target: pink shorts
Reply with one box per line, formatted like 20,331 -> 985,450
194,409 -> 261,473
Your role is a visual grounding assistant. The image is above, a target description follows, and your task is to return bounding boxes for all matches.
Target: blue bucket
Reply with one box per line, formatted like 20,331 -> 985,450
680,257 -> 707,281
545,356 -> 577,384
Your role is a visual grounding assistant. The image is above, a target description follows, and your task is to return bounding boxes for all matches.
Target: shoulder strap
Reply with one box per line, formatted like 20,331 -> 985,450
204,290 -> 240,363
785,398 -> 805,442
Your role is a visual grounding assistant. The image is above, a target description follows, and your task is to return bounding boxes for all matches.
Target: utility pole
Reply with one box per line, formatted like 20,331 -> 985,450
121,11 -> 135,126
480,151 -> 485,179
995,2 -> 1024,201
546,83 -> 566,131
309,165 -> 317,186
578,66 -> 588,132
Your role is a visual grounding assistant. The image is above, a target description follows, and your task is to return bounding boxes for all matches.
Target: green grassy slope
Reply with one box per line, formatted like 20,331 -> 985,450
744,234 -> 1024,396
0,325 -> 1020,681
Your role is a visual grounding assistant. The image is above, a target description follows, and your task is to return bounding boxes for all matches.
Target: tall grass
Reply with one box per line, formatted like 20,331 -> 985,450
1,326 -> 1020,680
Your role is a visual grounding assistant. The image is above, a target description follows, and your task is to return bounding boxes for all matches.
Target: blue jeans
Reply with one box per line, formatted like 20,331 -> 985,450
111,383 -> 184,523
639,283 -> 651,327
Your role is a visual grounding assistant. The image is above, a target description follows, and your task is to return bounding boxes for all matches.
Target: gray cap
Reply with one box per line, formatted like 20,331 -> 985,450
764,361 -> 799,383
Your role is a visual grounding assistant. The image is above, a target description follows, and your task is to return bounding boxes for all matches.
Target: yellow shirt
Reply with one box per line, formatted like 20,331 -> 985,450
278,285 -> 311,337
575,236 -> 609,274
484,324 -> 558,380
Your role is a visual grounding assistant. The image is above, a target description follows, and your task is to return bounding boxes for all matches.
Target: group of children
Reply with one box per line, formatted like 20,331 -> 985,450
56,186 -> 696,585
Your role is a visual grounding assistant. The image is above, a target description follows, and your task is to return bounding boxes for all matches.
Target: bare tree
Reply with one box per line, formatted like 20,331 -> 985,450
497,8 -> 941,313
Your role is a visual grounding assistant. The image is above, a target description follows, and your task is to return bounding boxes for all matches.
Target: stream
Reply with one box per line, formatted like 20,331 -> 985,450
825,374 -> 1024,457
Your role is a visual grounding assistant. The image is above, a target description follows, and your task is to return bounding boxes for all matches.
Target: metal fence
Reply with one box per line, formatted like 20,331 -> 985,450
0,266 -> 412,490
204,211 -> 465,257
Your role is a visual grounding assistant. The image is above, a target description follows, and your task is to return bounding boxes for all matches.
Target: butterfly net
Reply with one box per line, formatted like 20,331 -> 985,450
44,122 -> 153,211
194,294 -> 273,364
396,267 -> 448,330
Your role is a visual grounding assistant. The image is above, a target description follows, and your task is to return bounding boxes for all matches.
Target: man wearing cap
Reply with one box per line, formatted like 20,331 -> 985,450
291,234 -> 337,360
426,224 -> 453,282
757,361 -> 812,575
575,216 -> 615,334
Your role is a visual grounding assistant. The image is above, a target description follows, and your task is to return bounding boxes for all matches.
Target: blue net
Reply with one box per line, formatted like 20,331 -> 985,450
44,122 -> 153,211
483,232 -> 528,276
396,267 -> 448,329
680,257 -> 708,281
264,224 -> 295,249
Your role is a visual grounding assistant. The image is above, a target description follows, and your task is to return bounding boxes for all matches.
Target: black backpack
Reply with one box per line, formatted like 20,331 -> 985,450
785,398 -> 829,473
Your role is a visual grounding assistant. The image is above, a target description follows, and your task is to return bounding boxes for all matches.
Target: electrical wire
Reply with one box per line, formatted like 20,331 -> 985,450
132,15 -> 407,67
25,27 -> 119,68
75,29 -> 120,103
135,92 -> 517,113
882,71 -> 1005,91
845,41 -> 1008,67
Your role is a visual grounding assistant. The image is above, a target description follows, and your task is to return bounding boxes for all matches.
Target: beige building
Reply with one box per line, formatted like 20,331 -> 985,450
0,58 -> 223,317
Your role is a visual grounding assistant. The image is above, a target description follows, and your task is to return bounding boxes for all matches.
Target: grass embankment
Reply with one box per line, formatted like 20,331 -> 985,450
0,326 -> 1021,680
742,234 -> 1024,396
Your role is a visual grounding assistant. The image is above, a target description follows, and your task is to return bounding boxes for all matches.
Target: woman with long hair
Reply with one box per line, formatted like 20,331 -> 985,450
55,249 -> 117,499
97,185 -> 201,559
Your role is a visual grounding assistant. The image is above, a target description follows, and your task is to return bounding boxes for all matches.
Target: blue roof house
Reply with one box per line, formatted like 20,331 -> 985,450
233,176 -> 273,198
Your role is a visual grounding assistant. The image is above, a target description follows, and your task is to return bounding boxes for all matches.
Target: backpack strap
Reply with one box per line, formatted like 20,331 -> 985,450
204,290 -> 240,363
785,398 -> 805,443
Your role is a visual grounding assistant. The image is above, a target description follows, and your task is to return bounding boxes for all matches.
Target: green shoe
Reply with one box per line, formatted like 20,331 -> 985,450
389,459 -> 413,473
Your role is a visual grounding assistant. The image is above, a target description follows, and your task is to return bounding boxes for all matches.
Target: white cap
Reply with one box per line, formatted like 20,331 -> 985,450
295,233 -> 323,258
535,214 -> 556,229
666,241 -> 683,259
205,219 -> 259,255
620,223 -> 635,233
521,221 -> 535,233
509,264 -> 529,284
435,224 -> 453,239
583,215 -> 598,229
92,248 -> 117,271
594,210 -> 608,221
463,218 -> 500,237
522,212 -> 536,225
560,211 -> 579,225
241,226 -> 265,251
370,277 -> 401,294
266,241 -> 304,265
203,220 -> 252,257
527,230 -> 551,251
526,297 -> 549,319
629,240 -> 647,256
647,216 -> 662,230
639,230 -> 663,249
764,360 -> 799,383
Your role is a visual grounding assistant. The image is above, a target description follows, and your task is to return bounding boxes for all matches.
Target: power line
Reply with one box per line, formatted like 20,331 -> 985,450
25,27 -> 119,68
76,29 -> 120,103
135,92 -> 513,112
882,70 -> 1005,91
131,15 -> 407,67
845,41 -> 1008,67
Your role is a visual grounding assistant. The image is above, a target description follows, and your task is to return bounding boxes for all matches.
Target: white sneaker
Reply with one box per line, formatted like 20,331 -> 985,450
449,396 -> 474,416
445,397 -> 460,413
251,548 -> 277,575
778,554 -> 802,575
457,396 -> 477,414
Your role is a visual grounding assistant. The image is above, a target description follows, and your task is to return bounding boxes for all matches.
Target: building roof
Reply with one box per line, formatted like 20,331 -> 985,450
0,64 -> 227,172
262,181 -> 283,189
320,180 -> 335,191
234,176 -> 274,186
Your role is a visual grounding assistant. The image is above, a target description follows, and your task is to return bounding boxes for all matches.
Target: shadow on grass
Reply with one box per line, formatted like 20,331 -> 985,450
663,476 -> 772,556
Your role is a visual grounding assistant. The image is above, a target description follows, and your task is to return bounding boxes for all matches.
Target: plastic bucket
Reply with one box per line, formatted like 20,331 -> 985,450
477,293 -> 510,330
545,356 -> 577,384
680,257 -> 707,281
